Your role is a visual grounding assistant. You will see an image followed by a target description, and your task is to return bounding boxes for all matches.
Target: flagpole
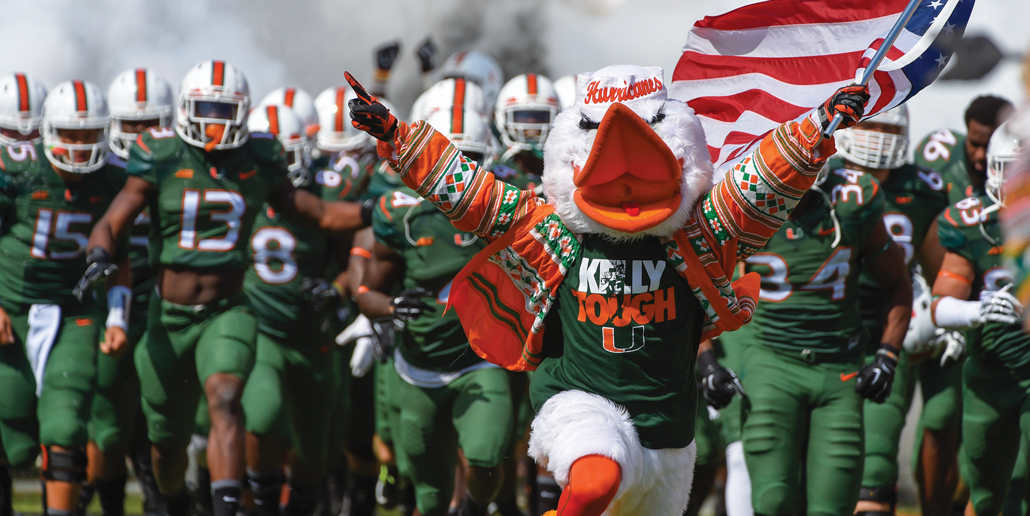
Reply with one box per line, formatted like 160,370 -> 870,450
821,0 -> 923,139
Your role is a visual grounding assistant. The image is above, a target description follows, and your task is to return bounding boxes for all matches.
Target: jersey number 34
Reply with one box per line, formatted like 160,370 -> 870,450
747,247 -> 853,302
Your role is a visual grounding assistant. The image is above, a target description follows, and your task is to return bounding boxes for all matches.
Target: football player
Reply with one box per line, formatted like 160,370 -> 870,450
78,60 -> 371,516
0,72 -> 47,144
354,105 -> 516,516
0,80 -> 131,516
435,50 -> 504,108
827,106 -> 955,516
915,95 -> 1013,204
240,103 -> 356,516
258,87 -> 319,138
493,73 -> 560,182
738,164 -> 911,515
930,121 -> 1025,516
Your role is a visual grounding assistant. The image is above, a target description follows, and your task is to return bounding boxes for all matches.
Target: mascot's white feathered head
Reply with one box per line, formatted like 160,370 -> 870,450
542,65 -> 714,240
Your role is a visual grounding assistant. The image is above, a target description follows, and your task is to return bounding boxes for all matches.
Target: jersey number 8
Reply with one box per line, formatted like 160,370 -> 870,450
251,227 -> 297,284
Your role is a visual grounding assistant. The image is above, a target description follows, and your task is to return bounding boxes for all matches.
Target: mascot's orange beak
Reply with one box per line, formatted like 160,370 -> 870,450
573,102 -> 682,233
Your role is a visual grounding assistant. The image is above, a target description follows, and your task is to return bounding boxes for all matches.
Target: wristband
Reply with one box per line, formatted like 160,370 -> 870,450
933,296 -> 981,329
876,344 -> 898,363
331,281 -> 346,297
356,285 -> 370,295
350,247 -> 372,259
106,285 -> 132,331
937,270 -> 973,286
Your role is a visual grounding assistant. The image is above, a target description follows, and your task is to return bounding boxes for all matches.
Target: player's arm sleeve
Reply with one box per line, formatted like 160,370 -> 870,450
936,205 -> 973,261
125,134 -> 158,184
376,120 -> 541,240
370,193 -> 406,254
695,117 -> 835,261
855,177 -> 887,242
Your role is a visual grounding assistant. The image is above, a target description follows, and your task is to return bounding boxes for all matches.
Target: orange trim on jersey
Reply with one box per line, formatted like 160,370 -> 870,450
136,68 -> 148,102
135,134 -> 151,153
378,196 -> 393,220
284,88 -> 295,107
267,105 -> 280,135
350,247 -> 372,259
942,208 -> 958,228
73,81 -> 87,112
212,61 -> 225,87
334,87 -> 346,132
937,269 -> 973,286
526,73 -> 538,95
451,79 -> 466,134
76,318 -> 92,326
15,73 -> 29,112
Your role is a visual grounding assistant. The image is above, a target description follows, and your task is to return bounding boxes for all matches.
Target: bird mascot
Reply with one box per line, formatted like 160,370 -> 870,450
345,66 -> 869,516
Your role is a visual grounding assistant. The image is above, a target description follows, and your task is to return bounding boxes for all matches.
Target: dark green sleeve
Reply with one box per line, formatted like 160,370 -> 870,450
126,134 -> 158,184
371,192 -> 409,253
937,207 -> 970,259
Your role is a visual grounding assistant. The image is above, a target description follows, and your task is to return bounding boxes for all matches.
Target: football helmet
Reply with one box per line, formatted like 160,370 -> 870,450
0,73 -> 48,144
424,105 -> 494,170
314,85 -> 374,153
436,50 -> 503,106
494,73 -> 560,155
410,78 -> 489,123
836,104 -> 909,170
176,60 -> 250,150
259,87 -> 318,136
986,121 -> 1022,206
41,80 -> 109,173
107,68 -> 174,159
248,104 -> 310,187
552,74 -> 576,110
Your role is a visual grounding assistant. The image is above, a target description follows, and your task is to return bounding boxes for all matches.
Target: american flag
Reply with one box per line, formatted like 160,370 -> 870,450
669,0 -> 976,171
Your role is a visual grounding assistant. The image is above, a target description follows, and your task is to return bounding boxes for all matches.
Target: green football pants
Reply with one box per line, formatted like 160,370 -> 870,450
135,294 -> 257,448
741,345 -> 865,516
960,358 -> 1030,516
395,366 -> 513,516
717,327 -> 751,445
0,307 -> 98,468
861,350 -> 917,490
89,299 -> 149,455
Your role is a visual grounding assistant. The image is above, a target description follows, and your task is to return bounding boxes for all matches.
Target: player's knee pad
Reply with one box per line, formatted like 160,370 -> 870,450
40,446 -> 87,483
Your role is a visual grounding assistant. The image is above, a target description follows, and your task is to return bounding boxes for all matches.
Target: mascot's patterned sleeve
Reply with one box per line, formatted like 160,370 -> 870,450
376,120 -> 543,240
694,116 -> 835,261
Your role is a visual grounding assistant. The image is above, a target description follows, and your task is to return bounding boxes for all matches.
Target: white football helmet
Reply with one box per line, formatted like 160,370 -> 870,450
314,85 -> 374,153
176,60 -> 250,150
495,73 -> 560,155
107,68 -> 174,159
836,104 -> 909,170
41,80 -> 109,173
259,87 -> 318,136
436,50 -> 503,106
0,73 -> 47,144
410,78 -> 489,123
986,121 -> 1022,206
248,104 -> 310,187
552,74 -> 576,110
424,105 -> 495,170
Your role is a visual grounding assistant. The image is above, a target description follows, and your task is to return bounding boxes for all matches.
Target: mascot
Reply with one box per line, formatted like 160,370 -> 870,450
345,66 -> 869,516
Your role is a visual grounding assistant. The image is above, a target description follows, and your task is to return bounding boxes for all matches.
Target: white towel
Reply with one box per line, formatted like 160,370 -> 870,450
26,304 -> 61,397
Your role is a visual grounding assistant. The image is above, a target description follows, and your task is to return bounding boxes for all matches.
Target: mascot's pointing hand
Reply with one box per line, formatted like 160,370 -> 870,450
345,71 -> 397,142
813,84 -> 870,134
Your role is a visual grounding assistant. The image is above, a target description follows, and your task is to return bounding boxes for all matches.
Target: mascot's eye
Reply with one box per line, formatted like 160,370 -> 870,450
578,115 -> 599,130
650,107 -> 666,125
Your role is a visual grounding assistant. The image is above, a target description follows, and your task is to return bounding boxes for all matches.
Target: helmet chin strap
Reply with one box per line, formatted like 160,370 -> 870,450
205,123 -> 227,152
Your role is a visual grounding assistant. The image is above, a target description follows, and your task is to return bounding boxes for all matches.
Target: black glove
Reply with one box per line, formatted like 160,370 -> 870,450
697,348 -> 745,410
390,288 -> 435,327
815,84 -> 870,133
415,37 -> 437,73
360,197 -> 377,228
855,344 -> 899,403
73,247 -> 118,301
375,41 -> 401,72
298,278 -> 343,312
345,71 -> 398,142
370,316 -> 397,363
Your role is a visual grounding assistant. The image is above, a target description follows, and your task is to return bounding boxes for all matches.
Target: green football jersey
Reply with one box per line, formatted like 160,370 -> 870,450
372,187 -> 486,372
127,128 -> 288,271
745,167 -> 885,354
531,235 -> 704,450
365,159 -> 405,200
310,150 -> 375,202
914,128 -> 982,204
937,195 -> 1030,370
0,142 -> 126,308
243,170 -> 352,341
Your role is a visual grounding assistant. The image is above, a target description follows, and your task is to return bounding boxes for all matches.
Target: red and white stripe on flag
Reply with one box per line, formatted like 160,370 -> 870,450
669,0 -> 912,171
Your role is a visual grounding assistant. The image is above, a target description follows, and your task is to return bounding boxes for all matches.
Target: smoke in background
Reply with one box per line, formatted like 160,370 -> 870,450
2,0 -> 1026,152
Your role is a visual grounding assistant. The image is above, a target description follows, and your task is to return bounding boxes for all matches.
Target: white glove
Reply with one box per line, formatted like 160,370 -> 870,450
336,314 -> 373,346
350,337 -> 375,377
904,273 -> 937,356
978,286 -> 1023,326
934,329 -> 966,368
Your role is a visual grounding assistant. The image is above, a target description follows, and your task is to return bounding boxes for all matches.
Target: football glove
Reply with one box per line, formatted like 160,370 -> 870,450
416,37 -> 437,73
370,317 -> 397,363
337,314 -> 375,377
375,41 -> 401,72
298,278 -> 343,312
903,273 -> 938,357
854,344 -> 898,404
978,285 -> 1023,326
697,348 -> 745,410
345,71 -> 398,142
933,329 -> 966,368
813,85 -> 870,134
390,288 -> 435,327
73,248 -> 119,301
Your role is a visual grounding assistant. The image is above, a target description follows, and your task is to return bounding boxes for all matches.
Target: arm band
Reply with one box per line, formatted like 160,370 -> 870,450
933,296 -> 981,329
106,285 -> 132,331
937,270 -> 973,286
350,247 -> 372,259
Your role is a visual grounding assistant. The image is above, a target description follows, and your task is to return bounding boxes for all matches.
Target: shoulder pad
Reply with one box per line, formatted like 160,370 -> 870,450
827,167 -> 878,207
0,141 -> 44,175
246,133 -> 286,162
135,127 -> 183,162
939,196 -> 985,230
915,128 -> 964,165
